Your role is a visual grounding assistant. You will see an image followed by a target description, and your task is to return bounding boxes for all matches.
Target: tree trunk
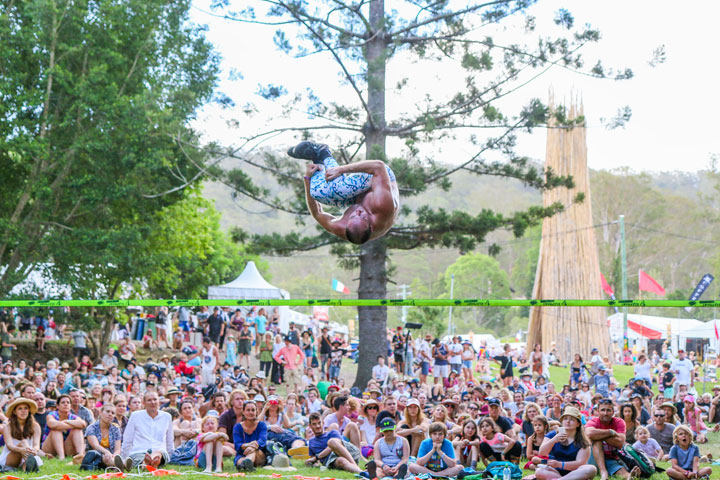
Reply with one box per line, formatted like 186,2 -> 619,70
354,238 -> 388,388
354,0 -> 388,389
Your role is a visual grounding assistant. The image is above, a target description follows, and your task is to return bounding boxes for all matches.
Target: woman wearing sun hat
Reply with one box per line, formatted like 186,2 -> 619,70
535,406 -> 597,480
0,397 -> 43,472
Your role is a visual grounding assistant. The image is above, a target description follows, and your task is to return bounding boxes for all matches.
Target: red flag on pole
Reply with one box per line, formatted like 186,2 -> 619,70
715,321 -> 719,341
638,269 -> 666,295
600,273 -> 614,296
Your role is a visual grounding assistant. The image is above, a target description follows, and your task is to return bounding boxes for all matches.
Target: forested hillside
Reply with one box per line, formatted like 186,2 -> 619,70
204,157 -> 720,335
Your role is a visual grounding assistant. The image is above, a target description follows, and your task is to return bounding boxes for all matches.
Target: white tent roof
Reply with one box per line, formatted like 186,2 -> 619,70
208,261 -> 289,299
608,312 -> 704,340
679,319 -> 720,339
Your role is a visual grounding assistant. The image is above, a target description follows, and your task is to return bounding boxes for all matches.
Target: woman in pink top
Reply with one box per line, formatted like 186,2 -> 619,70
682,396 -> 708,443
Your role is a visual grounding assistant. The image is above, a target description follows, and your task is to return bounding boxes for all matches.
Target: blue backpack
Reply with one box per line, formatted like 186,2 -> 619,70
482,461 -> 523,480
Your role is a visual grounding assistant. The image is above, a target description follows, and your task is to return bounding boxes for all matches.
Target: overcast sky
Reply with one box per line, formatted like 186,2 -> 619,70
190,1 -> 720,173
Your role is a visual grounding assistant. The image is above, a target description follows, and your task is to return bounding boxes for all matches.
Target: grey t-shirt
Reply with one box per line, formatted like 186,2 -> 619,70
72,331 -> 87,349
647,423 -> 675,453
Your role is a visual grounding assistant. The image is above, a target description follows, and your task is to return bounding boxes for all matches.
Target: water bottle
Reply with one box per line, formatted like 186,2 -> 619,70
502,466 -> 511,480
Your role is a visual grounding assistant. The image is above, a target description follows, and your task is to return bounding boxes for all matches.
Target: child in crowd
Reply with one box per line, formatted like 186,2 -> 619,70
477,417 -> 517,467
632,426 -> 662,464
452,419 -> 480,469
659,362 -> 675,400
225,335 -> 237,367
666,425 -> 711,480
196,416 -> 228,473
366,418 -> 409,480
409,422 -> 463,477
682,396 -> 708,443
525,415 -> 549,470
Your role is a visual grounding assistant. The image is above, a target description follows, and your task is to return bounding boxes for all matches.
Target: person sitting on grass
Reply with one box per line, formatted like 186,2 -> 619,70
41,394 -> 86,461
117,391 -> 173,471
196,415 -> 228,473
306,412 -> 363,474
666,425 -> 711,480
525,414 -> 550,470
452,419 -> 480,469
632,426 -> 663,465
478,417 -> 518,467
366,418 -> 409,480
535,407 -> 597,480
85,403 -> 122,469
681,395 -> 708,444
585,399 -> 637,480
409,421 -> 463,477
232,400 -> 267,472
0,398 -> 43,472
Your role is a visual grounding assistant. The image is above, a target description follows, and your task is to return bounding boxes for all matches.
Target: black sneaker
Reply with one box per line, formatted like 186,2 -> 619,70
25,455 -> 38,473
366,460 -> 377,480
242,457 -> 255,472
396,463 -> 407,479
287,141 -> 331,164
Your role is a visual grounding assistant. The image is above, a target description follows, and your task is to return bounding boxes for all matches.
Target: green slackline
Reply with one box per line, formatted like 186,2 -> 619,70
0,298 -> 719,308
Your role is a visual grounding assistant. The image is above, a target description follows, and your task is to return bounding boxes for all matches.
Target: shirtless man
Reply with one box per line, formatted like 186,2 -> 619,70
288,141 -> 399,244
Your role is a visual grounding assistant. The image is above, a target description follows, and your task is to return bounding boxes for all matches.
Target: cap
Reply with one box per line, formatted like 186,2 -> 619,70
93,364 -> 106,370
560,406 -> 582,423
520,372 -> 532,378
591,348 -> 598,353
207,409 -> 220,417
713,385 -> 720,391
683,395 -> 696,403
253,394 -> 266,402
283,335 -> 292,342
598,365 -> 606,370
486,398 -> 501,407
328,384 -> 339,391
255,371 -> 267,379
379,418 -> 396,432
268,395 -> 280,402
406,398 -> 420,408
332,339 -> 341,345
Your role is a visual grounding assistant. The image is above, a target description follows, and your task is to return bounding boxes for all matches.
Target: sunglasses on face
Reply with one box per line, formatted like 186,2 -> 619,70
366,406 -> 379,410
654,413 -> 665,417
468,406 -> 478,410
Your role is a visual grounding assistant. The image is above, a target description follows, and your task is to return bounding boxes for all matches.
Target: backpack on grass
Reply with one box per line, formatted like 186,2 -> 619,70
482,461 -> 522,480
615,444 -> 659,478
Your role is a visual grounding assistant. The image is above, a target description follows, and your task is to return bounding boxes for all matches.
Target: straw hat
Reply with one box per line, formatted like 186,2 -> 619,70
6,398 -> 38,417
660,402 -> 677,416
362,399 -> 380,413
560,406 -> 582,423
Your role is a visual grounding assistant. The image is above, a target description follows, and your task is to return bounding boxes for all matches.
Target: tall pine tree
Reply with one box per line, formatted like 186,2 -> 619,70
209,0 -> 632,387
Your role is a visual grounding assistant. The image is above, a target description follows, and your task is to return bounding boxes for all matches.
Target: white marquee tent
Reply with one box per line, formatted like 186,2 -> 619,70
679,319 -> 720,354
208,261 -> 308,331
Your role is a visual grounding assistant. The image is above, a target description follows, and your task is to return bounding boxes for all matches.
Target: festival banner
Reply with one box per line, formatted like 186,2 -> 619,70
685,273 -> 714,312
331,278 -> 351,294
638,270 -> 666,296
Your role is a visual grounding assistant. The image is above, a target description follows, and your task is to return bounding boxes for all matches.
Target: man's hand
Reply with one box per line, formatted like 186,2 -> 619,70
325,166 -> 344,181
305,164 -> 323,178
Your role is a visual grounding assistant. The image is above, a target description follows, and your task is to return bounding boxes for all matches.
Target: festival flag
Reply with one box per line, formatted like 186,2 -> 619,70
638,269 -> 665,296
715,321 -> 719,341
685,273 -> 714,312
600,273 -> 615,296
331,278 -> 350,294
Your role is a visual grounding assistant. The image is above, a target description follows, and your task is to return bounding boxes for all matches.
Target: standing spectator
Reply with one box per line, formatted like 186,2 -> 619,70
633,354 -> 653,387
258,332 -> 273,378
117,391 -> 174,471
493,344 -> 514,387
392,327 -> 405,375
206,308 -> 225,345
1,324 -> 16,363
237,324 -> 253,370
200,337 -> 219,387
432,339 -> 450,385
328,339 -> 346,382
253,309 -> 268,355
155,306 -> 169,349
319,327 -> 333,380
448,336 -> 463,376
591,365 -> 611,398
273,335 -> 306,395
418,334 -> 432,385
658,362 -> 676,400
670,349 -> 694,389
176,306 -> 191,341
68,329 -> 89,365
286,322 -> 300,346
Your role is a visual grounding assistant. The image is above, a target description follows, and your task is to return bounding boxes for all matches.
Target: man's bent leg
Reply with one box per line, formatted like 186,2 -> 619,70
309,156 -> 371,208
327,438 -> 359,470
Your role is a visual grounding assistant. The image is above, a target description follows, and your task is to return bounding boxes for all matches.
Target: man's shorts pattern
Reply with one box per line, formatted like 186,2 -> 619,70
310,157 -> 396,209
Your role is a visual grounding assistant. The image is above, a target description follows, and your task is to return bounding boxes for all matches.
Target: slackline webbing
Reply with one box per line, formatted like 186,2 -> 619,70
0,299 -> 718,307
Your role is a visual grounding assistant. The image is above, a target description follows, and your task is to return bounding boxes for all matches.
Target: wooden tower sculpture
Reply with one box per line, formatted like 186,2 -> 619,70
525,96 -> 610,363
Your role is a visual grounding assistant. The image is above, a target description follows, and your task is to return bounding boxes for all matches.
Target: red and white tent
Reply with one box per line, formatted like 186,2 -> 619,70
608,313 -> 703,341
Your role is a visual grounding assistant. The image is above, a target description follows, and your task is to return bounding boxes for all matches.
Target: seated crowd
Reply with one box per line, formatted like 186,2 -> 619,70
0,311 -> 716,480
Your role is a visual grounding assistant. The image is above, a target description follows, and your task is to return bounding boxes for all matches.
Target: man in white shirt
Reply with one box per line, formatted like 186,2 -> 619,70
670,349 -> 694,387
448,336 -> 463,374
116,391 -> 174,471
392,381 -> 411,400
372,356 -> 390,385
418,335 -> 432,385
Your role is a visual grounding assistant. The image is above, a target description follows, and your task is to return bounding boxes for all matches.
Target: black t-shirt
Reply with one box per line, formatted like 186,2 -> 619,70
320,335 -> 333,354
207,314 -> 223,336
522,420 -> 534,437
493,415 -> 514,434
494,355 -> 513,378
376,409 -> 402,427
287,329 -> 300,346
661,371 -> 675,389
34,411 -> 48,433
